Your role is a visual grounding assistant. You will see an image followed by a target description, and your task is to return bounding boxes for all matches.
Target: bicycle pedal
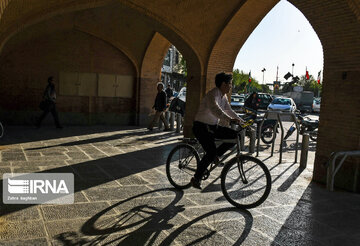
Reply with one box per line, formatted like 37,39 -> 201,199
202,170 -> 210,180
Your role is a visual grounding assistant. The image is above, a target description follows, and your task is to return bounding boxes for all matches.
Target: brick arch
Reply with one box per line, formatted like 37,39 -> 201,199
288,0 -> 360,190
75,27 -> 139,76
208,0 -> 360,191
139,32 -> 203,130
206,0 -> 278,92
0,0 -> 113,54
138,32 -> 171,125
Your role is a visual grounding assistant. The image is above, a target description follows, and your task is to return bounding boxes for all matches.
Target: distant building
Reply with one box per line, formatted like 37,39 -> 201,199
161,45 -> 186,92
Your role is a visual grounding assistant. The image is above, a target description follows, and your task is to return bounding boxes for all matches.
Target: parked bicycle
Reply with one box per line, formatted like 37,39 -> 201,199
166,121 -> 272,209
242,107 -> 278,144
284,112 -> 318,141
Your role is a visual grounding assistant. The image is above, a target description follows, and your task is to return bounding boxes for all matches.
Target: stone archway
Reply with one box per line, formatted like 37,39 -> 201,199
139,32 -> 171,125
139,29 -> 203,133
206,0 -> 360,191
0,0 -> 358,190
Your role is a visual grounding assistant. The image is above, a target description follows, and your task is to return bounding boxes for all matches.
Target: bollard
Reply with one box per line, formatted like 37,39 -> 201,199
170,112 -> 175,130
240,129 -> 245,151
176,113 -> 181,133
300,133 -> 309,168
249,128 -> 256,153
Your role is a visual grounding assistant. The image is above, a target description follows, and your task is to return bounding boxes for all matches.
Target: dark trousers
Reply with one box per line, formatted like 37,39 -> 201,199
192,121 -> 237,180
36,102 -> 61,127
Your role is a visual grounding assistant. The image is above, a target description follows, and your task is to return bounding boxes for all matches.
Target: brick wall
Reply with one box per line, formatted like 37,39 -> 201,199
289,0 -> 360,191
0,29 -> 137,125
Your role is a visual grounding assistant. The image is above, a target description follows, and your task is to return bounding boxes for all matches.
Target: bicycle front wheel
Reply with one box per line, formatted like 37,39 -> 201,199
166,143 -> 200,189
221,155 -> 271,209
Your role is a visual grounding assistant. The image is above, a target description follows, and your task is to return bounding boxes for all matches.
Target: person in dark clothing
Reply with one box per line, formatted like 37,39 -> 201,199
165,84 -> 173,100
36,76 -> 62,128
244,92 -> 259,111
148,82 -> 170,131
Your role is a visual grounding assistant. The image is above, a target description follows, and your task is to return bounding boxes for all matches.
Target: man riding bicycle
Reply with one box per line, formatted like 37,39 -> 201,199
191,72 -> 244,189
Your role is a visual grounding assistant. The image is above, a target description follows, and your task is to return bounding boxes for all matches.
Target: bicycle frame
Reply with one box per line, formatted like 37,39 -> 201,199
183,130 -> 243,175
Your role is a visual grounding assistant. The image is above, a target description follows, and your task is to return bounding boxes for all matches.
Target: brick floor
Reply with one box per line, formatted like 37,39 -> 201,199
0,126 -> 359,245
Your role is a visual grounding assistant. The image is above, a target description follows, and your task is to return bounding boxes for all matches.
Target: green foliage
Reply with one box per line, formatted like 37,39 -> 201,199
297,75 -> 322,96
232,69 -> 270,94
174,52 -> 187,77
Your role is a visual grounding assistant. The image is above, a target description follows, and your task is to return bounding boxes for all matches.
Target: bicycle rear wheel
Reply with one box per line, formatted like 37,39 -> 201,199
309,131 -> 317,141
166,143 -> 200,189
221,155 -> 271,209
261,125 -> 276,144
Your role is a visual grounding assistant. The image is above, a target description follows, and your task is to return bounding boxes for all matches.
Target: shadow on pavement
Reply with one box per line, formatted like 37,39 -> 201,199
0,142 -> 177,216
271,182 -> 360,245
52,188 -> 253,245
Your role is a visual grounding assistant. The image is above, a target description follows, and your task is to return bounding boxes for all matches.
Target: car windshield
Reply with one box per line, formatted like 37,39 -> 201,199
231,96 -> 244,102
273,98 -> 291,105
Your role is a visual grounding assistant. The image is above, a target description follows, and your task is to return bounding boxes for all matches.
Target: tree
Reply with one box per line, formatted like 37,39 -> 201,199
297,75 -> 322,96
232,69 -> 270,93
173,54 -> 187,76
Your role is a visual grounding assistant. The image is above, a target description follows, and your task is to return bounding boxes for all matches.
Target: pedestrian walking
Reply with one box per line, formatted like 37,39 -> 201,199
148,82 -> 170,131
36,76 -> 63,128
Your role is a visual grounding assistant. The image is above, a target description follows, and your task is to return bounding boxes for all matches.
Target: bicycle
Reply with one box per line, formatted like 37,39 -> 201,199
166,121 -> 272,209
284,112 -> 318,141
242,107 -> 278,145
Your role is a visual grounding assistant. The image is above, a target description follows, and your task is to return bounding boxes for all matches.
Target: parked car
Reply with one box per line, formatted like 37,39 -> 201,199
230,95 -> 245,113
283,91 -> 314,113
245,93 -> 273,110
312,98 -> 321,113
267,97 -> 297,112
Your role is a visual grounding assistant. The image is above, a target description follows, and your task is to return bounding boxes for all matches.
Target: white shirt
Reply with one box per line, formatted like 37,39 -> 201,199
194,87 -> 241,126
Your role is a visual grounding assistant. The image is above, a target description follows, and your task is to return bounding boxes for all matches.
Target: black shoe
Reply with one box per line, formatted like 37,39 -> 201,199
190,177 -> 202,190
164,128 -> 171,132
147,127 -> 153,131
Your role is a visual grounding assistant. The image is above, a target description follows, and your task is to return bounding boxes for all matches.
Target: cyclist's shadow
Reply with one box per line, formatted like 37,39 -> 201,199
55,188 -> 253,245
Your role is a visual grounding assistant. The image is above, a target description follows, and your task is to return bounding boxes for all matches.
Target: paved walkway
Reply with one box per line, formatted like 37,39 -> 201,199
0,126 -> 359,245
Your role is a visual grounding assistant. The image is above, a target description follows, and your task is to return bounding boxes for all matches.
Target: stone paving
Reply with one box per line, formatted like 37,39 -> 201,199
0,126 -> 360,246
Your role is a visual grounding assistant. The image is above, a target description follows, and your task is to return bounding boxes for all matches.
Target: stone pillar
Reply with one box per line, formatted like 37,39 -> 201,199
314,70 -> 360,192
183,74 -> 205,137
138,77 -> 157,126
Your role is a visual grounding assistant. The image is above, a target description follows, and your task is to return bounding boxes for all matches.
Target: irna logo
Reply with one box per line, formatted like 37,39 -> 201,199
8,178 -> 69,194
3,173 -> 74,204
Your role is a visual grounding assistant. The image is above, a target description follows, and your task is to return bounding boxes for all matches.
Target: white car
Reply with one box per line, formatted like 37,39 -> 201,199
177,87 -> 186,102
312,98 -> 321,113
267,97 -> 297,113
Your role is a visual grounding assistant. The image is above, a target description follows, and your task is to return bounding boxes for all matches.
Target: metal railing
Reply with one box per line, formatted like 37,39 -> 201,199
256,111 -> 300,163
326,150 -> 360,191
